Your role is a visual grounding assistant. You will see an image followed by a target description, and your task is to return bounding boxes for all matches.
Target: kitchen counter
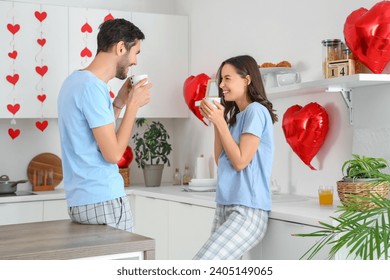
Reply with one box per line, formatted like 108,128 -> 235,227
0,184 -> 342,228
0,220 -> 155,259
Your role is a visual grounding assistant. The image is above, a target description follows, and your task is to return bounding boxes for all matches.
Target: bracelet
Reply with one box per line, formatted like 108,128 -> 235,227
113,102 -> 124,110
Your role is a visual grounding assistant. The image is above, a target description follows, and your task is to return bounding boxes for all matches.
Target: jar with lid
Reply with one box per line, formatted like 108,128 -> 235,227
182,165 -> 192,185
322,39 -> 343,77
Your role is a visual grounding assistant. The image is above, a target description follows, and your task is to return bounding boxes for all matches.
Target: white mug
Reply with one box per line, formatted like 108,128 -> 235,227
205,97 -> 221,108
131,74 -> 148,86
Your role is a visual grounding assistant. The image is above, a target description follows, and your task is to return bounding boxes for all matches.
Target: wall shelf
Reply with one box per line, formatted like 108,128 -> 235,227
266,74 -> 390,125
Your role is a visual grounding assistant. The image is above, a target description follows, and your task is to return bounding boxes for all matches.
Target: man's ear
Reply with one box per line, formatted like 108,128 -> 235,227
116,41 -> 126,55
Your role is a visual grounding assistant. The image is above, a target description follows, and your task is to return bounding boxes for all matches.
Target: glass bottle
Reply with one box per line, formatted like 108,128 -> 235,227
182,165 -> 192,185
173,168 -> 181,185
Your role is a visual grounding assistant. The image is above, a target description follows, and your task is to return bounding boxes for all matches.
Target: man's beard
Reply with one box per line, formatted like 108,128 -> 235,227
116,63 -> 128,80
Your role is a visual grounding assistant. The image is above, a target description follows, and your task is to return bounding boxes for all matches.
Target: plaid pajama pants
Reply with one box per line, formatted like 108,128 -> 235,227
193,204 -> 269,260
68,196 -> 133,232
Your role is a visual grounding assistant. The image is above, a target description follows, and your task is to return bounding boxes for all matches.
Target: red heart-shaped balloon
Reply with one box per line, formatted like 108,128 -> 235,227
344,1 -> 390,73
282,102 -> 329,170
183,73 -> 210,125
117,146 -> 134,168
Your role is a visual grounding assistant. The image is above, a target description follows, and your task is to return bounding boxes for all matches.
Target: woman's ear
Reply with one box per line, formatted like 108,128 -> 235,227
246,75 -> 251,85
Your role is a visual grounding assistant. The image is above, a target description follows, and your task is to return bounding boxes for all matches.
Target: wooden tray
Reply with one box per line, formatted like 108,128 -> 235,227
27,153 -> 63,188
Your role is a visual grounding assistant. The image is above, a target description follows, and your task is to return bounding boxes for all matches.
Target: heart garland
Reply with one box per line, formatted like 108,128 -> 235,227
7,23 -> 20,35
81,22 -> 93,33
34,11 -> 47,22
104,13 -> 114,22
8,128 -> 20,140
183,73 -> 210,125
282,102 -> 329,170
344,1 -> 390,73
80,47 -> 92,58
36,120 -> 48,132
8,51 -> 17,59
6,74 -> 19,85
7,104 -> 20,115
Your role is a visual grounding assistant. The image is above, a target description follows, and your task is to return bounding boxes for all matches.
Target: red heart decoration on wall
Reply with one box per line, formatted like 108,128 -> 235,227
6,74 -> 19,85
344,1 -> 390,73
80,47 -> 92,58
109,91 -> 115,98
81,22 -> 93,33
8,128 -> 20,140
104,13 -> 114,21
35,65 -> 48,76
37,94 -> 46,103
183,73 -> 210,125
34,11 -> 47,22
7,104 -> 20,115
36,120 -> 48,132
282,102 -> 329,170
8,51 -> 17,59
37,38 -> 46,47
7,23 -> 20,35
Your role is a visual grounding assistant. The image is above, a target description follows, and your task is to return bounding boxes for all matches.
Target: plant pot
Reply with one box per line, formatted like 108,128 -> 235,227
336,179 -> 390,210
143,164 -> 164,187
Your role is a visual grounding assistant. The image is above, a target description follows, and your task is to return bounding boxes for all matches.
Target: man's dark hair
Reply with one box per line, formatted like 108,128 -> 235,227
96,18 -> 145,54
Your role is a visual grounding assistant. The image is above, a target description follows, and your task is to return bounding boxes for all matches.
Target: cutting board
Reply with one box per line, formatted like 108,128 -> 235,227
27,153 -> 63,189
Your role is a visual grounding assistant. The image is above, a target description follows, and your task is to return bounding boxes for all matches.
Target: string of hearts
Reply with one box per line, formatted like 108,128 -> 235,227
6,11 -> 20,140
35,9 -> 49,133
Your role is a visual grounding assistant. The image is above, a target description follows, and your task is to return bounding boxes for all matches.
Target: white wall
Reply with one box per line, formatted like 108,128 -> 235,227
172,0 -> 382,197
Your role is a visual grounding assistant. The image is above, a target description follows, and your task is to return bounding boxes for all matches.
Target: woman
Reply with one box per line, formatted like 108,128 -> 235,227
194,55 -> 278,259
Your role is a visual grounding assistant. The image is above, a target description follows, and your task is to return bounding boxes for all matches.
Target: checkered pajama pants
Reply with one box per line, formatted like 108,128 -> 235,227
193,204 -> 269,260
68,196 -> 133,232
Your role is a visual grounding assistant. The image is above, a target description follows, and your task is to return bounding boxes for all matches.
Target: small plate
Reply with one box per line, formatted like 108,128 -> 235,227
188,186 -> 216,192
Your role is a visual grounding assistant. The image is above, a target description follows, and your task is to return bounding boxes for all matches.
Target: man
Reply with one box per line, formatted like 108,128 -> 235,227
58,18 -> 152,232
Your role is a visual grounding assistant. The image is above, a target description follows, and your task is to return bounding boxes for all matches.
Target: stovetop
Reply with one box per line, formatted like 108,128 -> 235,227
0,191 -> 37,197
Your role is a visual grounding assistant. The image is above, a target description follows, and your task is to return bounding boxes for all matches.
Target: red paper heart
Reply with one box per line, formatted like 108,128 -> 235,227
183,73 -> 210,125
81,22 -> 93,33
7,104 -> 20,115
37,94 -> 46,103
104,13 -> 114,21
35,65 -> 48,76
36,120 -> 48,132
7,23 -> 20,35
80,47 -> 92,58
34,11 -> 47,22
109,91 -> 115,98
344,2 -> 390,73
37,38 -> 46,47
282,102 -> 329,170
6,74 -> 19,85
8,51 -> 17,59
8,128 -> 20,140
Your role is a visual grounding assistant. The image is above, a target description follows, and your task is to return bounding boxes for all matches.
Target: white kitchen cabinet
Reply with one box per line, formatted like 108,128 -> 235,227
43,199 -> 69,221
0,2 -> 68,118
244,218 -> 331,260
168,201 -> 214,259
133,195 -> 169,259
130,12 -> 189,118
0,201 -> 43,225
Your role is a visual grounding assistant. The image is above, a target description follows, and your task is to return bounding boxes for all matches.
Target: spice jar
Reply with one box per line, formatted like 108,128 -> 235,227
322,39 -> 343,77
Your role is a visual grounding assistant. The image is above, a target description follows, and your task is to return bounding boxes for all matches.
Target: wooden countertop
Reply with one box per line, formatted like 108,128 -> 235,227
0,220 -> 155,260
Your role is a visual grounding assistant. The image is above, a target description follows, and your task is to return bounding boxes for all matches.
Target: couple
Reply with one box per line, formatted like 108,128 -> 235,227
57,18 -> 277,260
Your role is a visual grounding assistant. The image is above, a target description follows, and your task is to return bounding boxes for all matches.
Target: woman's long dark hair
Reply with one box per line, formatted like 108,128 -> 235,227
217,55 -> 278,126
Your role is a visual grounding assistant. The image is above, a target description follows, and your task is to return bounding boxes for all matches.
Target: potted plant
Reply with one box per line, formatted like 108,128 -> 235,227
293,154 -> 390,260
132,118 -> 172,187
337,154 -> 390,210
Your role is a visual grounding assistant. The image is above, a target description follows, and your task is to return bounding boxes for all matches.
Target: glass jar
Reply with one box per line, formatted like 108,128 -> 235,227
322,39 -> 343,77
173,168 -> 181,185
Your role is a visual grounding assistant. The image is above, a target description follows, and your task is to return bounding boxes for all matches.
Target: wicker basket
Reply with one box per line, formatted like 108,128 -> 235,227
119,167 -> 130,187
336,180 -> 389,210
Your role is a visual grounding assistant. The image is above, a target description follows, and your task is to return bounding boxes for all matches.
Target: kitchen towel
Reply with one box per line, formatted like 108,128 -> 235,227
195,155 -> 210,179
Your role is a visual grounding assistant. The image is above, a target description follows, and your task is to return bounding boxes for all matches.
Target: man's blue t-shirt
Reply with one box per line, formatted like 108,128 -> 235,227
58,70 -> 125,207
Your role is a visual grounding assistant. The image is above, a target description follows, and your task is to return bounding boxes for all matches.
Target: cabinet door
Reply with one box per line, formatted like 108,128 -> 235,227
43,199 -> 69,221
257,218 -> 331,260
0,201 -> 43,225
130,13 -> 189,118
133,196 -> 169,259
168,201 -> 215,260
0,2 -> 68,118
